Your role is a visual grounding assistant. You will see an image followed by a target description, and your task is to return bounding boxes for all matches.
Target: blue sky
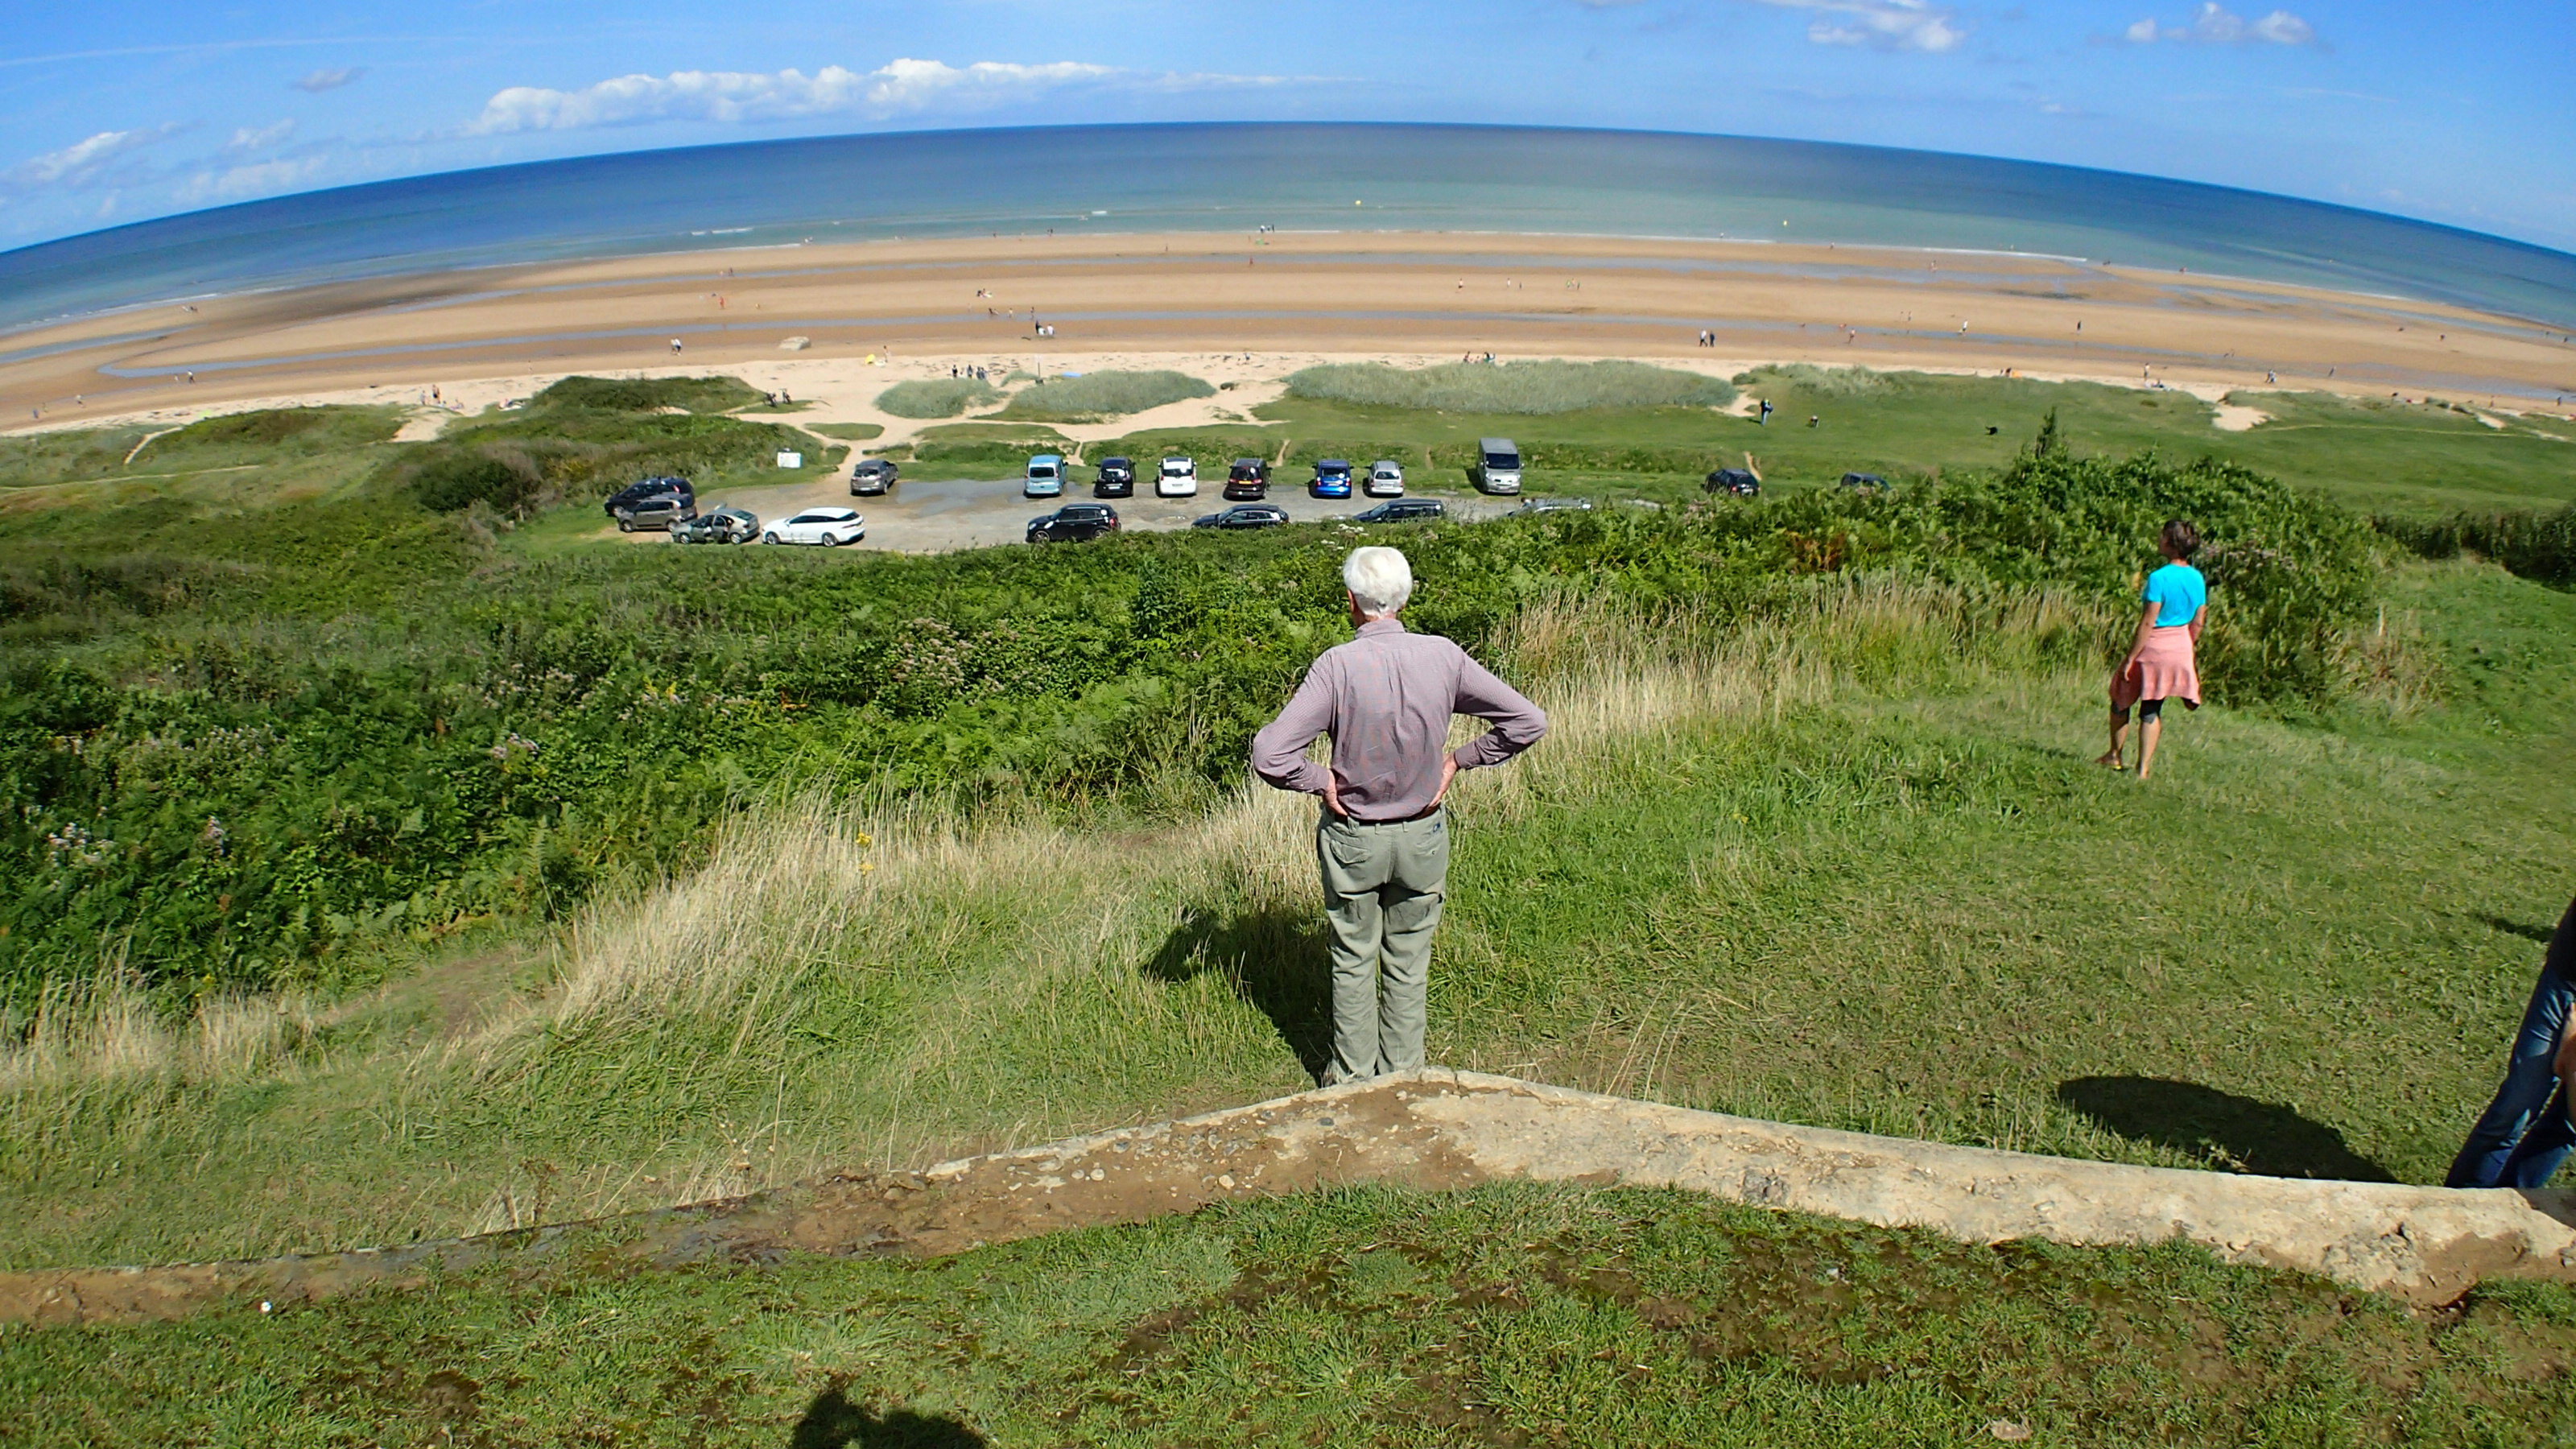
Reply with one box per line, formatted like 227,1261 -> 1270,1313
4,2 -> 2570,253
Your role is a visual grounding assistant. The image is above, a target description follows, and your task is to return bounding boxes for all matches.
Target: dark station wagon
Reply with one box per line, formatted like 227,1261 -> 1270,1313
1027,502 -> 1122,543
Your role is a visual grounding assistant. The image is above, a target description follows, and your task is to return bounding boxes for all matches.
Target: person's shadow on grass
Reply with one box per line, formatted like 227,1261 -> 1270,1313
2056,1076 -> 2396,1182
789,1389 -> 984,1447
1144,902 -> 1334,1082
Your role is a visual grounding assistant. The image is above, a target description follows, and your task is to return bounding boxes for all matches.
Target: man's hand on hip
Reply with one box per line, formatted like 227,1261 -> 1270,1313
1432,753 -> 1459,807
1323,772 -> 1344,818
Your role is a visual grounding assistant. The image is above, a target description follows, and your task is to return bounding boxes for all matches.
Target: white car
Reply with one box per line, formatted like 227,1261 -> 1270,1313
1155,455 -> 1199,498
763,506 -> 865,547
1365,460 -> 1406,497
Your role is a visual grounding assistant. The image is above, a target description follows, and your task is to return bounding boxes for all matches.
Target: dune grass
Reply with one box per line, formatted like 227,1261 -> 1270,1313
877,378 -> 1006,419
994,369 -> 1215,422
13,1181 -> 2576,1447
1287,359 -> 1737,414
2,561 -> 2566,1275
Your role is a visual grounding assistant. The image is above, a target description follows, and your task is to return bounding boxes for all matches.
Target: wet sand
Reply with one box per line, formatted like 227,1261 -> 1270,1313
6,229 -> 2574,437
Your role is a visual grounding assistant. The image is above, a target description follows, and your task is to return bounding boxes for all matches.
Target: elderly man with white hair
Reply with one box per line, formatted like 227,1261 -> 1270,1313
1252,546 -> 1549,1084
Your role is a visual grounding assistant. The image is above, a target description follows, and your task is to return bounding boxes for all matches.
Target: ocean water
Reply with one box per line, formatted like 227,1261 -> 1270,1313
3,122 -> 2574,332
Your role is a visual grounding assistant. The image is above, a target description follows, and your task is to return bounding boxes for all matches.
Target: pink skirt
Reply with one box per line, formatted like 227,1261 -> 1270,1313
2112,626 -> 2200,711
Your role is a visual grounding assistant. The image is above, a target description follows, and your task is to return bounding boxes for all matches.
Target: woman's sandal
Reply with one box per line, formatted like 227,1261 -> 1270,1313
2094,751 -> 2128,771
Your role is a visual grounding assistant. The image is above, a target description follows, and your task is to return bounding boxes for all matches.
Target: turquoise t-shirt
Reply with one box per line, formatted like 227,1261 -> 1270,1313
2143,562 -> 2207,628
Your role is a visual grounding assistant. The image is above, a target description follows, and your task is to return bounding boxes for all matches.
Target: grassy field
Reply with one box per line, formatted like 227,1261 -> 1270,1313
10,1183 -> 2574,1447
3,365 -> 2574,1436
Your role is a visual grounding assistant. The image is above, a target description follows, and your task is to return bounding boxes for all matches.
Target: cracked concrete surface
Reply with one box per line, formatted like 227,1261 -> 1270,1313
6,1069 -> 2570,1325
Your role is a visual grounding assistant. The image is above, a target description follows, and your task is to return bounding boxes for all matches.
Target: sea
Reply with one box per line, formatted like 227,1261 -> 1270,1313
4,122 -> 2574,335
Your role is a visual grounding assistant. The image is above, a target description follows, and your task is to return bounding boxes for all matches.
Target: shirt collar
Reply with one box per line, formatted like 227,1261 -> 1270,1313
1356,616 -> 1408,636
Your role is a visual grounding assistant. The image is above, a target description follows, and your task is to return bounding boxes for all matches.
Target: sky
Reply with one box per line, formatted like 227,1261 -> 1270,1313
3,2 -> 2571,254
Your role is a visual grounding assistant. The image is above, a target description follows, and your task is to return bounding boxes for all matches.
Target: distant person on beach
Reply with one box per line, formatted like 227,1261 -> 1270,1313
1251,547 -> 1548,1085
1758,399 -> 1773,425
2098,520 -> 2207,778
2446,894 -> 2576,1188
671,338 -> 683,354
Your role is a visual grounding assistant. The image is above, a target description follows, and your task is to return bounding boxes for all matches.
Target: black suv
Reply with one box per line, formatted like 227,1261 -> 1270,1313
1223,457 -> 1271,501
849,458 -> 900,496
1352,498 -> 1443,524
1839,472 -> 1888,492
1705,469 -> 1761,497
605,476 -> 696,531
1028,502 -> 1121,543
1092,456 -> 1135,498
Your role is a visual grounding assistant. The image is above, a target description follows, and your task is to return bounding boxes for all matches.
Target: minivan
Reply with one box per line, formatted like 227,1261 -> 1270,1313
1156,456 -> 1198,497
1472,439 -> 1522,495
1310,459 -> 1354,500
1025,453 -> 1065,499
1224,457 -> 1271,501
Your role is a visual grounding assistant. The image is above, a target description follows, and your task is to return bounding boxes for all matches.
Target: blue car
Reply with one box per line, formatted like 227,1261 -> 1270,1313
1310,458 -> 1354,499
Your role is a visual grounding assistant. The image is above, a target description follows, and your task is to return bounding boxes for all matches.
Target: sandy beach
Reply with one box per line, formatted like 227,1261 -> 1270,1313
6,229 -> 2574,441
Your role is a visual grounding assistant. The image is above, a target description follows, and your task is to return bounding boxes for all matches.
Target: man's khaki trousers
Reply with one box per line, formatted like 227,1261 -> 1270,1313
1316,808 -> 1450,1084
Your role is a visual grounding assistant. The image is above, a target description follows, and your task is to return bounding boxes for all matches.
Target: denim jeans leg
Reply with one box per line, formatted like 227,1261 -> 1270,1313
2446,965 -> 2576,1188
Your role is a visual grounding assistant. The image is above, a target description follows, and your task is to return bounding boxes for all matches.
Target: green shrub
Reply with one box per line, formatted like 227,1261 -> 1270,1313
2377,503 -> 2576,587
407,447 -> 543,514
877,378 -> 1004,419
996,371 -> 1215,422
531,375 -> 769,414
807,423 -> 886,441
1285,361 -> 1735,414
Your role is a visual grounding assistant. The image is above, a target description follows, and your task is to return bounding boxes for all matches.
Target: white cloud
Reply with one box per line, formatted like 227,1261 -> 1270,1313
2,126 -> 184,192
465,57 -> 1289,135
2124,6 -> 2318,45
226,120 -> 297,154
175,155 -> 326,204
293,66 -> 364,93
1749,0 -> 1967,54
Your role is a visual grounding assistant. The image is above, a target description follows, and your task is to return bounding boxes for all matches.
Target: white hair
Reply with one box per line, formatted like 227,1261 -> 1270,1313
1343,546 -> 1414,617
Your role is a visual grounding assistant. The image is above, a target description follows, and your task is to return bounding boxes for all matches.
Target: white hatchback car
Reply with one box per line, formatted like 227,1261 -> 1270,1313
1156,456 -> 1199,498
1365,460 -> 1406,497
763,506 -> 865,547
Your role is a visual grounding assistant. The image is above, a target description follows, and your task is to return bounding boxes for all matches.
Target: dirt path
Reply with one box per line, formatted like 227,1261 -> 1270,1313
6,1070 -> 2570,1325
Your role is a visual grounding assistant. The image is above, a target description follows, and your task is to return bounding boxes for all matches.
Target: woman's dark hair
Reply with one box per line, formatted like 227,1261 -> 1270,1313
2160,518 -> 2202,560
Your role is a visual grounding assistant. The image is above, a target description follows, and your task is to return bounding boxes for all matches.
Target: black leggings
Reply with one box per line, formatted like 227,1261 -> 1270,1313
2135,697 -> 2165,722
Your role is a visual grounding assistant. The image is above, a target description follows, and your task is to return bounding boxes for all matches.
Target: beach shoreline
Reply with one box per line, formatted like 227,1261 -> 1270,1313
6,229 -> 2573,438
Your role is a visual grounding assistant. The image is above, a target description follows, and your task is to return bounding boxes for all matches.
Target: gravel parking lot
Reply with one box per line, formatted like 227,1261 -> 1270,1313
621,471 -> 1527,552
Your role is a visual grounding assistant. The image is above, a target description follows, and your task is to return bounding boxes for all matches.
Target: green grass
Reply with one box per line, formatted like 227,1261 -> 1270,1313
993,369 -> 1214,422
878,378 -> 1005,419
805,423 -> 886,442
1286,360 -> 1737,413
9,1183 -> 2574,1446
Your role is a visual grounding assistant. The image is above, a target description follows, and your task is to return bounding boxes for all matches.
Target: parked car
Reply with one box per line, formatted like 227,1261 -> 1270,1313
1025,453 -> 1065,499
1352,498 -> 1443,524
1309,459 -> 1355,499
1028,502 -> 1121,543
1513,497 -> 1592,516
1470,438 -> 1522,495
605,475 -> 696,531
1092,456 -> 1135,498
849,458 -> 900,496
1705,468 -> 1761,497
1223,457 -> 1271,501
1156,455 -> 1199,498
1839,472 -> 1888,491
1192,503 -> 1290,530
762,506 -> 865,547
1364,460 -> 1406,497
669,506 -> 759,543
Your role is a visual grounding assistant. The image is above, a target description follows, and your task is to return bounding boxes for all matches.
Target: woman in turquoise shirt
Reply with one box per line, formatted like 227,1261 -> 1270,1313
2098,520 -> 2207,778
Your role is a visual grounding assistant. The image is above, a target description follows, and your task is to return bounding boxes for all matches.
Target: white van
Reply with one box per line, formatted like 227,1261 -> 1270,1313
1472,438 -> 1521,495
1156,455 -> 1199,498
1025,452 -> 1064,499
